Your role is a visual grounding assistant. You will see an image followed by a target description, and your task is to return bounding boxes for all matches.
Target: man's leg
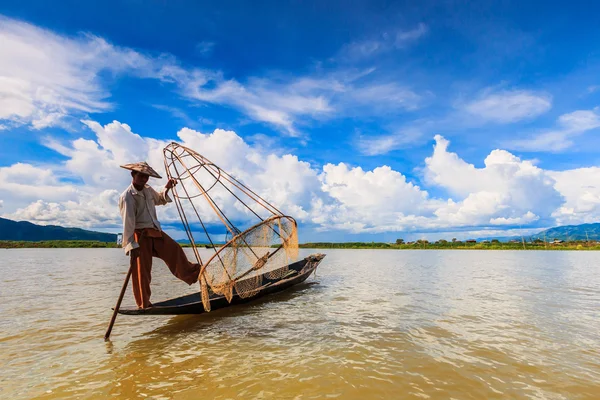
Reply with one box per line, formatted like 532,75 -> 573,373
154,231 -> 201,285
131,231 -> 154,308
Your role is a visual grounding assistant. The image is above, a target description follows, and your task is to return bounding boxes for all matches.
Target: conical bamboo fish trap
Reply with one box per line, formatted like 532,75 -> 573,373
163,142 -> 299,312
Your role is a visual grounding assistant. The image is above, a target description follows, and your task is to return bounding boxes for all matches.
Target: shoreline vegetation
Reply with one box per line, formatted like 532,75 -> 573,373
1,239 -> 600,250
297,241 -> 600,250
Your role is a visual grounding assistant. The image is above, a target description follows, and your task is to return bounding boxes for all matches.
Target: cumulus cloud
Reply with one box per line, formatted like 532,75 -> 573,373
490,211 -> 539,226
509,108 -> 600,152
2,121 -> 599,238
424,135 -> 563,227
549,167 -> 600,224
6,192 -> 121,229
315,163 -> 433,233
464,89 -> 552,123
2,120 -> 326,231
173,126 -> 323,222
1,120 -> 164,227
0,163 -> 78,202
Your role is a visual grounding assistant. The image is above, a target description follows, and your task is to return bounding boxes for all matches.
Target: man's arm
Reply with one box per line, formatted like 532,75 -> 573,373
151,178 -> 177,205
119,193 -> 139,255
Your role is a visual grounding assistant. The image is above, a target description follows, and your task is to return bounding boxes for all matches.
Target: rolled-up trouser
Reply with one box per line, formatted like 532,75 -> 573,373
131,228 -> 200,308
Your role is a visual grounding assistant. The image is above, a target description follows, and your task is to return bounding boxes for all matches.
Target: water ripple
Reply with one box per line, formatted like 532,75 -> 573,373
1,249 -> 599,399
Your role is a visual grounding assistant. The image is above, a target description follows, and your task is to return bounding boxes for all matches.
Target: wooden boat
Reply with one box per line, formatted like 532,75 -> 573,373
118,253 -> 325,315
104,143 -> 325,339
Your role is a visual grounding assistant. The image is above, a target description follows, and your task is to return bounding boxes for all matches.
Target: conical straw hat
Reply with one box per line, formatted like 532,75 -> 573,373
120,161 -> 162,179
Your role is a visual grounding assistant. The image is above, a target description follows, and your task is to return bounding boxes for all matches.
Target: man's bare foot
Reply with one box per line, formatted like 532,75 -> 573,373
187,263 -> 201,285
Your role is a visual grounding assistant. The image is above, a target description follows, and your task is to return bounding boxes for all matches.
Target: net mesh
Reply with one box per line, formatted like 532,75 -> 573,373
163,143 -> 299,312
202,216 -> 297,305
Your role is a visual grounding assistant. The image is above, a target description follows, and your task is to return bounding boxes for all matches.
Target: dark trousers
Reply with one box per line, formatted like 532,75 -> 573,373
132,229 -> 200,308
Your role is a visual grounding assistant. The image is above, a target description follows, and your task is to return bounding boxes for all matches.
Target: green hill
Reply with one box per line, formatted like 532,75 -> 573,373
532,223 -> 600,241
0,217 -> 117,242
477,222 -> 600,242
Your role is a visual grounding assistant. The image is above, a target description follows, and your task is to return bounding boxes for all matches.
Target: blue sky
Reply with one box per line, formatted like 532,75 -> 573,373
1,1 -> 600,242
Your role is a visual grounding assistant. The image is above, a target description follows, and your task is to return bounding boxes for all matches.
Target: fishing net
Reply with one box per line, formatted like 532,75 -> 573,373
163,143 -> 299,312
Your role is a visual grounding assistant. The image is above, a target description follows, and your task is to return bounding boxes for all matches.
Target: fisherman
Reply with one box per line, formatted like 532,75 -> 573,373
118,161 -> 200,309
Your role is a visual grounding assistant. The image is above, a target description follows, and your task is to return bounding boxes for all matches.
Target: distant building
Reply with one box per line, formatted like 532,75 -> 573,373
465,239 -> 477,243
552,239 -> 564,244
117,233 -> 123,246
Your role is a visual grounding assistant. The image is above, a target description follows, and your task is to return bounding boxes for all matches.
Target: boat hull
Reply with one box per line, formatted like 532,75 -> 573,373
118,253 -> 324,315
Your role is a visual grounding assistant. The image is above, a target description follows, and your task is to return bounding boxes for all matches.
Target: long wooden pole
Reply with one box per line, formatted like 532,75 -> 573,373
104,254 -> 136,341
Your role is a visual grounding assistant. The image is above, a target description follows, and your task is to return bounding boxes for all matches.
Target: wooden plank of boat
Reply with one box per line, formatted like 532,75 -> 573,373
118,253 -> 325,315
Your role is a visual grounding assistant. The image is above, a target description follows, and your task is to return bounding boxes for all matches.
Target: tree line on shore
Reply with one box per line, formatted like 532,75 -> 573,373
298,238 -> 600,250
2,238 -> 600,250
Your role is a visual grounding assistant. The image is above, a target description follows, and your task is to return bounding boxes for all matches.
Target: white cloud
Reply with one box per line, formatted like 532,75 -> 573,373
558,109 -> 600,131
0,15 -> 423,138
347,83 -> 422,112
170,71 -> 423,137
175,74 -> 335,137
0,16 -> 179,130
464,89 -> 552,123
0,163 -> 78,202
423,135 -> 563,227
2,121 -> 599,238
1,120 -> 326,230
174,127 -> 323,221
6,192 -> 121,228
340,23 -> 428,59
549,167 -> 600,225
195,41 -> 215,56
318,163 -> 431,232
356,128 -> 422,155
509,108 -> 600,152
490,211 -> 539,225
0,17 -> 111,128
395,23 -> 429,46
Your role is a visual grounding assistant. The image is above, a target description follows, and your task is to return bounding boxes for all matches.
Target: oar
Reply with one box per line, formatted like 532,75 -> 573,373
104,253 -> 137,341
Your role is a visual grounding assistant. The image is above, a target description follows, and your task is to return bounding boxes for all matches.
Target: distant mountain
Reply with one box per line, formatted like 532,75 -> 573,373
531,223 -> 600,242
0,217 -> 117,242
478,222 -> 600,242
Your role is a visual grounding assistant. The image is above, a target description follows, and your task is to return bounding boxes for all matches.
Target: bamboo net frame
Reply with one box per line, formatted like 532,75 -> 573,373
163,142 -> 299,311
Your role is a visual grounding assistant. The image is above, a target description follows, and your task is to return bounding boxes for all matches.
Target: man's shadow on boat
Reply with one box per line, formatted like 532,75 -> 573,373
143,280 -> 321,336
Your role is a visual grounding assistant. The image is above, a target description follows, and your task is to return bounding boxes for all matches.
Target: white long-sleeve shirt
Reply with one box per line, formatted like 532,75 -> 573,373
118,183 -> 172,254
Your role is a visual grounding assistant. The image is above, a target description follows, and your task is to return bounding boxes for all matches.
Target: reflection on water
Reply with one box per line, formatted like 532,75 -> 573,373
1,249 -> 599,399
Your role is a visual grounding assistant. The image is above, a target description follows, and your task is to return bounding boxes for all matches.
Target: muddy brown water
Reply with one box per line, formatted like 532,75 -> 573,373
1,248 -> 599,399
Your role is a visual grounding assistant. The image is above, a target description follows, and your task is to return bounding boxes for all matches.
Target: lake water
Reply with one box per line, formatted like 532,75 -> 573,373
1,249 -> 599,399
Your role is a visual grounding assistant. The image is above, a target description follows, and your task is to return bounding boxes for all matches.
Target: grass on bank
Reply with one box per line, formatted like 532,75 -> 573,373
2,239 -> 600,250
298,240 -> 600,250
0,240 -> 120,249
0,240 -> 219,249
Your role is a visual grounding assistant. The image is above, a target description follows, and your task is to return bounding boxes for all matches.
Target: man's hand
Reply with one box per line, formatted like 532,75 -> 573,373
165,178 -> 178,190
